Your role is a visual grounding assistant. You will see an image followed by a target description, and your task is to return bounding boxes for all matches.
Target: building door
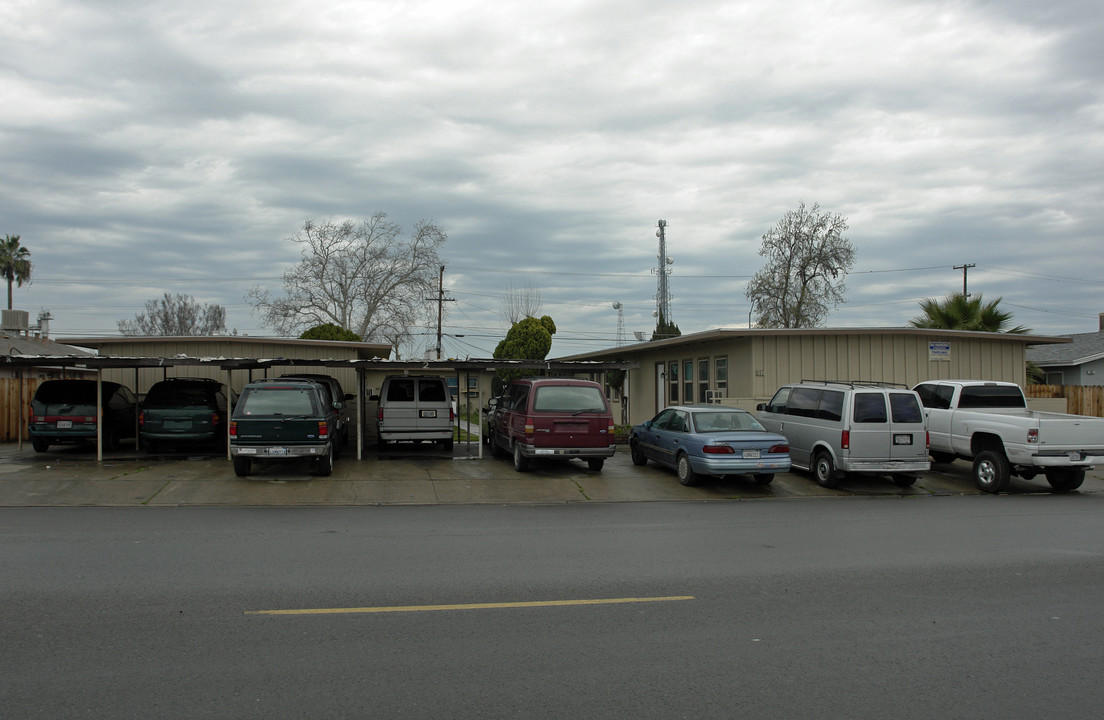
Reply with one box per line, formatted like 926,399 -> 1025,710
655,362 -> 665,416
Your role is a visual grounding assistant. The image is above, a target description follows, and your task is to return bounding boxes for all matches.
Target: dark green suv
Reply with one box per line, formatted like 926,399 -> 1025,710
229,378 -> 342,477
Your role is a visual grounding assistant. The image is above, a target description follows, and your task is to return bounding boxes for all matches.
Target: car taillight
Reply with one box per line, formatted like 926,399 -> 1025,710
377,407 -> 384,421
702,445 -> 735,454
139,411 -> 145,427
524,419 -> 534,440
1027,428 -> 1039,444
229,421 -> 237,437
211,412 -> 221,426
318,421 -> 329,439
768,444 -> 789,454
926,431 -> 930,449
841,430 -> 850,450
450,407 -> 455,422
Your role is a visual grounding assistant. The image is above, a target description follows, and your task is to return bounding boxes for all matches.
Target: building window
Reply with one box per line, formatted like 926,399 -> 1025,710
669,361 -> 679,403
715,356 -> 727,399
683,360 -> 693,406
1045,371 -> 1064,386
698,358 -> 710,403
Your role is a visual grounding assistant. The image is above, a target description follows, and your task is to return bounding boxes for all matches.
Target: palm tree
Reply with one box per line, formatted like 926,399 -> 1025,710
0,234 -> 32,310
909,292 -> 1029,334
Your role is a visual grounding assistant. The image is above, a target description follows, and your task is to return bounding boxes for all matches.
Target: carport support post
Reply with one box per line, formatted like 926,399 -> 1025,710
355,367 -> 364,461
96,369 -> 103,463
225,368 -> 233,461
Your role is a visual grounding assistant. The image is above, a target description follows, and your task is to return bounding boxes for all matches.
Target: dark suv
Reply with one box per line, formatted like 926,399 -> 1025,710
491,377 -> 616,472
29,379 -> 137,452
229,378 -> 342,477
140,378 -> 231,452
280,373 -> 354,446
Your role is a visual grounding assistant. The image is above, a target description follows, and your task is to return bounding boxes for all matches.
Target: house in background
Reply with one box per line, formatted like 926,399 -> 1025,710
561,325 -> 1071,426
1026,313 -> 1104,387
1,309 -> 95,440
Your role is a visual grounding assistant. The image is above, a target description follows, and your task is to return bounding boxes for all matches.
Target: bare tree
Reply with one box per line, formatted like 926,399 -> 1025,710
118,293 -> 228,336
498,280 -> 543,327
246,213 -> 447,346
745,203 -> 855,328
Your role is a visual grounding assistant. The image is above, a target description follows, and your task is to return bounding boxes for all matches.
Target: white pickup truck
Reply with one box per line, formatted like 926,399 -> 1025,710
913,380 -> 1104,493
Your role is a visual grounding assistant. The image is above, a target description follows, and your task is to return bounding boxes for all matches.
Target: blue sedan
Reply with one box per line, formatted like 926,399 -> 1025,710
629,405 -> 791,486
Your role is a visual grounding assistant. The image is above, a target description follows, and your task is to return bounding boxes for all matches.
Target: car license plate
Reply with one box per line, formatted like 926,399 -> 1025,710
267,447 -> 289,456
420,410 -> 437,418
894,434 -> 913,445
56,420 -> 72,429
742,449 -> 761,459
1069,451 -> 1083,461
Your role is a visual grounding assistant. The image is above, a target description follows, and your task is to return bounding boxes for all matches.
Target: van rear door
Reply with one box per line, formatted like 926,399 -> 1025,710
530,384 -> 611,449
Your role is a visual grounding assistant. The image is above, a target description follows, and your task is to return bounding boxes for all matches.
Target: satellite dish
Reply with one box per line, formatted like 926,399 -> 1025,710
633,331 -> 646,341
612,301 -> 622,310
666,257 -> 674,264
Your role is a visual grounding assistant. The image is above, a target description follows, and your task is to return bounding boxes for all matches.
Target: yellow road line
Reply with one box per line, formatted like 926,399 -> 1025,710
246,595 -> 695,616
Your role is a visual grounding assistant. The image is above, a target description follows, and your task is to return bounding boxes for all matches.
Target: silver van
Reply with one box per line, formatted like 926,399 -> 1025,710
755,381 -> 930,487
371,376 -> 454,450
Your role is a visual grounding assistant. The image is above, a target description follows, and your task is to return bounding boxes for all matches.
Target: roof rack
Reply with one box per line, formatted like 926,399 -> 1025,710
799,379 -> 909,389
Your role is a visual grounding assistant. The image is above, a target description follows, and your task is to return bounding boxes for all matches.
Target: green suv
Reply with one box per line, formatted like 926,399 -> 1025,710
229,378 -> 342,477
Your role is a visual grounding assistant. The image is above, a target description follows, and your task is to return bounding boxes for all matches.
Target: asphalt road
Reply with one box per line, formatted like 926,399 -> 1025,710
4,498 -> 1104,719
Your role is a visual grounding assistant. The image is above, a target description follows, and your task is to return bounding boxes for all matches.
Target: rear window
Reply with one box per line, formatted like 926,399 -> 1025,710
889,393 -> 924,423
532,385 -> 607,413
237,387 -> 317,416
958,385 -> 1026,409
34,381 -> 100,404
418,380 -> 447,403
853,393 -> 888,423
385,379 -> 415,402
145,383 -> 213,405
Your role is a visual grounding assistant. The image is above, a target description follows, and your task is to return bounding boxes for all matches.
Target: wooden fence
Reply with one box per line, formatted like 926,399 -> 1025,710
1026,385 -> 1104,418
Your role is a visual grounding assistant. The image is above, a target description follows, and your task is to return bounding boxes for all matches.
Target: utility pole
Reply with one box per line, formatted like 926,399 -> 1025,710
953,263 -> 976,297
435,265 -> 455,359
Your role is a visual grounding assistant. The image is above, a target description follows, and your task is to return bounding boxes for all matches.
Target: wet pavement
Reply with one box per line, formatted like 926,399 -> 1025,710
2,439 -> 1103,507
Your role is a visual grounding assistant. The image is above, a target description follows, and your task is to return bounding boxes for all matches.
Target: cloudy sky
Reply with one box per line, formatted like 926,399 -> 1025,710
3,0 -> 1102,358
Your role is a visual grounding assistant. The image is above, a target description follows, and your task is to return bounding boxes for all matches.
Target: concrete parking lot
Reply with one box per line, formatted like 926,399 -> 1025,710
3,439 -> 1104,507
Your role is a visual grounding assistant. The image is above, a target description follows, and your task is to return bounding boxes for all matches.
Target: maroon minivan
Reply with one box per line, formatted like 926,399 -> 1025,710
491,377 -> 616,472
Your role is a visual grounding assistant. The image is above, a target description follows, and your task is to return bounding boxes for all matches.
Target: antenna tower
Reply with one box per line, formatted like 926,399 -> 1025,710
612,302 -> 625,347
652,219 -> 674,322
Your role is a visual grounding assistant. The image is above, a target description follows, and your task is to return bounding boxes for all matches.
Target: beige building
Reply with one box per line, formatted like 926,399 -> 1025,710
561,327 -> 1071,426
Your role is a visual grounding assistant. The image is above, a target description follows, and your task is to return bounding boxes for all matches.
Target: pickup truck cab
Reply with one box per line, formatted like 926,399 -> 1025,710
229,378 -> 341,477
913,380 -> 1104,493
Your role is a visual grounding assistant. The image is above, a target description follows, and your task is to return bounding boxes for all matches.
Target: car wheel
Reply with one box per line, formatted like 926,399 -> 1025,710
629,439 -> 648,466
315,447 -> 334,477
753,473 -> 774,485
587,458 -> 605,472
1045,468 -> 1085,492
973,450 -> 1011,493
143,439 -> 159,454
930,451 -> 956,465
512,443 -> 530,472
676,453 -> 698,486
31,437 -> 49,453
443,438 -> 454,451
813,451 -> 839,488
891,473 -> 917,488
233,456 -> 251,477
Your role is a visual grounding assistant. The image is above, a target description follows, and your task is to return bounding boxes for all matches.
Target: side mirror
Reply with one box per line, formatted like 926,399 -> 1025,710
756,403 -> 767,411
333,401 -> 344,410
642,420 -> 653,429
344,393 -> 354,401
368,394 -> 380,402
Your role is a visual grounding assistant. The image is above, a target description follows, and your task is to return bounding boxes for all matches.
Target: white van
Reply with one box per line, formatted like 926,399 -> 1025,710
755,381 -> 930,488
371,376 -> 454,450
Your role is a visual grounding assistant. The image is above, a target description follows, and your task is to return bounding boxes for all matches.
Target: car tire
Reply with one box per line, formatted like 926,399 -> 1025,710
629,439 -> 648,466
973,450 -> 1011,493
1045,468 -> 1085,492
813,451 -> 839,488
315,447 -> 334,477
233,456 -> 251,477
676,453 -> 698,486
512,442 -> 530,472
143,439 -> 159,454
930,451 -> 956,465
753,473 -> 774,485
891,473 -> 917,488
31,437 -> 49,453
587,458 -> 605,472
443,438 -> 454,451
